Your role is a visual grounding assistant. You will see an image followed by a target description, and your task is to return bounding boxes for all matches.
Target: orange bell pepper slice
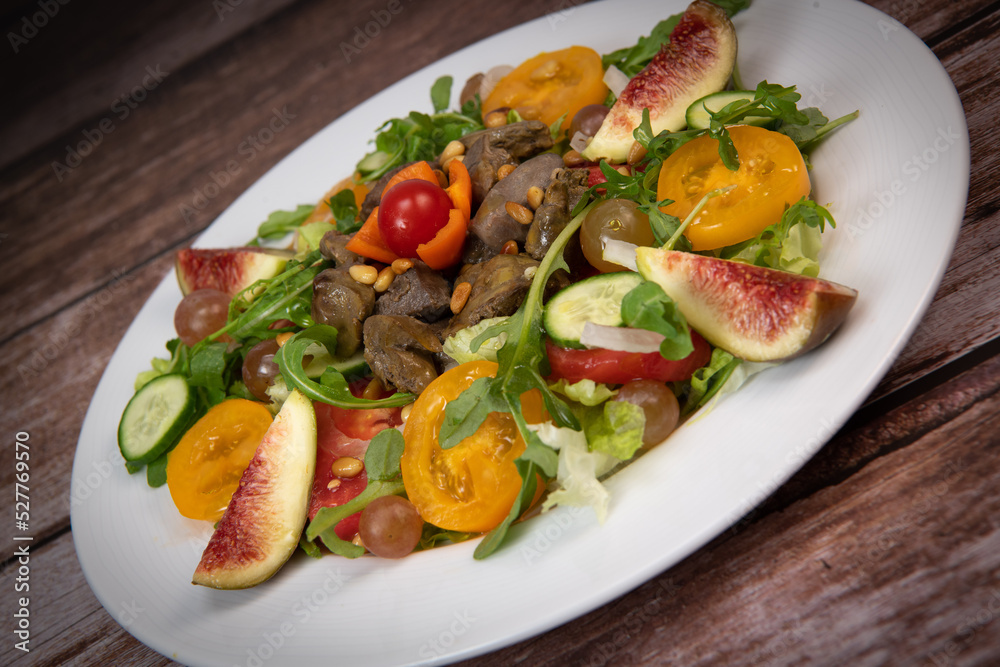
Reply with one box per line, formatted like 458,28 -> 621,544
344,205 -> 399,264
304,174 -> 369,224
417,207 -> 467,270
383,161 -> 439,195
445,160 -> 472,220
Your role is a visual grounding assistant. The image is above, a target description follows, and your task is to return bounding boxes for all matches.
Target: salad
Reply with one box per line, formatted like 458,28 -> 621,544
116,0 -> 858,590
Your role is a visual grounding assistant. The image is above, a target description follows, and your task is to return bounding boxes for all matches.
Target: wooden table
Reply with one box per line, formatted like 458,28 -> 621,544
2,0 -> 997,664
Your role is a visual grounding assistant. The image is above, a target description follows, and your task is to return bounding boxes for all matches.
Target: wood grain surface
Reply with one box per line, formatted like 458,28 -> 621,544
1,0 -> 998,665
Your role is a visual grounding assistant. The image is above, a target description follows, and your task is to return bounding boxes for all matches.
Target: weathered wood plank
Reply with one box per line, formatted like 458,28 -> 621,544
866,7 -> 1000,397
0,254 -> 174,542
0,0 -> 299,171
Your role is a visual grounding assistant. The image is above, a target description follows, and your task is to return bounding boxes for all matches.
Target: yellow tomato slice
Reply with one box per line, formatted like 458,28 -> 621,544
483,46 -> 608,131
401,361 -> 544,533
166,399 -> 273,522
657,125 -> 811,251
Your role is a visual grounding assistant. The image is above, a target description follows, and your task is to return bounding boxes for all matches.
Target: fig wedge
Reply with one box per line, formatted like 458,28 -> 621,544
583,0 -> 737,163
175,247 -> 292,297
192,389 -> 317,590
636,248 -> 857,362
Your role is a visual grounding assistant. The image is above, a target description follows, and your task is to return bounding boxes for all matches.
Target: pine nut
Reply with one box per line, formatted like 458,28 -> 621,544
363,377 -> 384,400
496,164 -> 516,180
326,478 -> 341,491
439,139 -> 465,164
275,332 -> 293,347
331,456 -> 364,478
400,403 -> 413,422
349,264 -> 378,285
616,165 -> 631,177
373,266 -> 395,293
484,108 -> 509,128
391,258 -> 413,274
627,140 -> 648,166
442,154 -> 465,172
506,201 -> 534,226
450,281 -> 472,314
526,185 -> 544,210
501,240 -> 519,255
563,149 -> 586,167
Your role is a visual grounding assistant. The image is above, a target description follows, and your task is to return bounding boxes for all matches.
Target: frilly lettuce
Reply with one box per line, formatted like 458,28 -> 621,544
548,378 -> 617,406
442,316 -> 509,364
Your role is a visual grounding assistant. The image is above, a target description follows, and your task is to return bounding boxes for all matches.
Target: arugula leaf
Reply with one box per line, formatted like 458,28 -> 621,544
601,15 -> 681,79
146,450 -> 169,487
418,524 -> 474,551
188,342 -> 232,392
473,459 -> 539,560
620,281 -> 693,360
306,429 -> 407,557
430,75 -> 452,113
221,251 -> 323,342
275,325 -> 414,408
443,203 -> 599,557
248,204 -> 314,245
327,188 -> 361,234
355,80 -> 484,182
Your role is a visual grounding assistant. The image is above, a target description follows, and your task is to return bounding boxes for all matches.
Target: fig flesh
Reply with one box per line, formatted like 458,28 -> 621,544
636,248 -> 857,362
583,0 -> 737,163
175,247 -> 292,298
192,389 -> 317,590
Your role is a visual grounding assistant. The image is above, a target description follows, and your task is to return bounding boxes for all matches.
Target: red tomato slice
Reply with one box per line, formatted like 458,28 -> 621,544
309,391 -> 402,542
545,330 -> 711,384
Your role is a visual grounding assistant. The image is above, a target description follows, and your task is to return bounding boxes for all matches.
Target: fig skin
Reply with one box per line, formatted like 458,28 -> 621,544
175,247 -> 292,297
636,248 -> 858,362
192,389 -> 317,590
583,0 -> 737,163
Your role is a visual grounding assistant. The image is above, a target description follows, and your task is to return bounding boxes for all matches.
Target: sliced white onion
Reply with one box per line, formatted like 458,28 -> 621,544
601,239 -> 639,272
580,323 -> 664,354
569,131 -> 590,153
603,65 -> 630,98
479,65 -> 513,103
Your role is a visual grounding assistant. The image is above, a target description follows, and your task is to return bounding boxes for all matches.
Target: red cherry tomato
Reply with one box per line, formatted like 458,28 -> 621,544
377,179 -> 454,258
545,331 -> 711,384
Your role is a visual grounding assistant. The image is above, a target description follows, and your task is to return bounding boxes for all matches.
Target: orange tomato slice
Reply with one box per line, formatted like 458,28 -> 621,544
166,399 -> 273,522
657,125 -> 811,251
483,46 -> 608,131
400,361 -> 545,533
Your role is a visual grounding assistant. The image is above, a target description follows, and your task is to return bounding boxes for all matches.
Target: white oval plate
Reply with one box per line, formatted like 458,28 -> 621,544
72,1 -> 969,665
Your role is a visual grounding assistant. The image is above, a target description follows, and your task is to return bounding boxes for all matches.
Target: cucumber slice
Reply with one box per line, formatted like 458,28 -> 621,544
685,90 -> 770,130
118,373 -> 196,464
543,272 -> 645,349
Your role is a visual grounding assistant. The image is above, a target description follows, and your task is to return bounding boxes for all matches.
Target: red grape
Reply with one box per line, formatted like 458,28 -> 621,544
613,379 -> 680,448
174,289 -> 231,347
242,338 -> 281,402
358,495 -> 424,558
